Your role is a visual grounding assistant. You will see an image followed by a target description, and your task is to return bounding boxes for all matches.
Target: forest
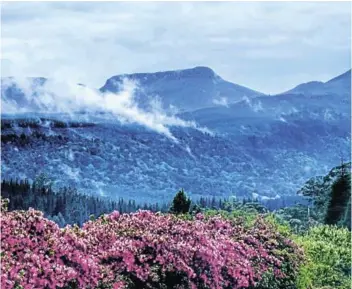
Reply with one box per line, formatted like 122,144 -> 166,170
1,162 -> 351,289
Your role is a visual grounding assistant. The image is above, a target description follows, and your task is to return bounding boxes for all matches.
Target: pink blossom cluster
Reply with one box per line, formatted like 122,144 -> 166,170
1,207 -> 103,289
1,201 -> 300,289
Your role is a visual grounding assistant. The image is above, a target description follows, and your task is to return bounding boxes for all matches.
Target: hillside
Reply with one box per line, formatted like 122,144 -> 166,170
1,68 -> 351,202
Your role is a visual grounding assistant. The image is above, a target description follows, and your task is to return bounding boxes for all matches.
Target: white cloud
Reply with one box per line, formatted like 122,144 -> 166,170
279,116 -> 287,123
213,97 -> 229,107
242,95 -> 263,112
0,2 -> 351,94
1,77 -> 212,142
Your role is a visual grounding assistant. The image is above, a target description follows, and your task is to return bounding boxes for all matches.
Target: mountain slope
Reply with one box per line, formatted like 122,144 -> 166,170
283,69 -> 351,97
181,90 -> 350,134
100,66 -> 263,112
1,69 -> 350,202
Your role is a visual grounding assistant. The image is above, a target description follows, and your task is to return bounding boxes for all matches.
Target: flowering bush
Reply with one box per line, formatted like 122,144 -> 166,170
0,200 -> 102,289
1,199 -> 303,289
244,215 -> 305,289
202,210 -> 305,289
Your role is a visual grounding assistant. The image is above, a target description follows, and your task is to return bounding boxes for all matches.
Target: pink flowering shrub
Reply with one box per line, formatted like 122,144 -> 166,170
234,216 -> 305,289
1,199 -> 303,289
1,201 -> 102,289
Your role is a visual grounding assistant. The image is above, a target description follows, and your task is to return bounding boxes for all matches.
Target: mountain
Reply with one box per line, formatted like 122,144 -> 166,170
100,66 -> 263,112
1,68 -> 351,203
2,67 -> 262,114
181,90 -> 350,134
283,69 -> 351,97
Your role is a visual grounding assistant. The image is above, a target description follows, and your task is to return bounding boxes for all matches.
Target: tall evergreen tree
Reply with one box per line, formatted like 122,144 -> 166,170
325,164 -> 351,226
340,197 -> 351,229
170,189 -> 191,214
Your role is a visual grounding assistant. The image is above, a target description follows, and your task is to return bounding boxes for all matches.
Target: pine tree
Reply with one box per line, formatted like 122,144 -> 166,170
170,189 -> 191,214
340,197 -> 351,229
325,164 -> 351,226
211,196 -> 216,208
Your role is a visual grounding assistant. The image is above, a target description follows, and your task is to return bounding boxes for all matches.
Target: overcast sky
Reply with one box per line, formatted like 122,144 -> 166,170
1,1 -> 351,94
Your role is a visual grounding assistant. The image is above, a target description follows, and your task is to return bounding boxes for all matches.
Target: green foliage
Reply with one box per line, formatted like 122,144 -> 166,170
203,207 -> 258,228
325,166 -> 351,226
295,225 -> 351,289
169,189 -> 191,215
296,162 -> 351,230
201,197 -> 270,227
275,205 -> 321,235
1,197 -> 10,212
298,175 -> 328,221
263,213 -> 293,237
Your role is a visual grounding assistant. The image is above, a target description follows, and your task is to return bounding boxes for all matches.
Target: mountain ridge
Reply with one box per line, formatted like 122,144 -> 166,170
282,69 -> 351,97
2,67 -> 350,113
99,66 -> 263,112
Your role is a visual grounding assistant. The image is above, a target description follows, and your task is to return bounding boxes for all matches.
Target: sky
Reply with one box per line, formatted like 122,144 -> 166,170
1,1 -> 351,94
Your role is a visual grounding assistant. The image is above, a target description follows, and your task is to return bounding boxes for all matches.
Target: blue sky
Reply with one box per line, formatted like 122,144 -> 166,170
1,1 -> 351,94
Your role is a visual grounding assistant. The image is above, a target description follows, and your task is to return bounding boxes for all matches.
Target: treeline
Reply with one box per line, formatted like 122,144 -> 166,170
195,194 -> 303,211
1,118 -> 96,147
1,176 -> 282,227
1,118 -> 95,129
2,161 -> 350,230
1,132 -> 69,146
1,177 -> 264,226
1,176 -> 169,227
171,189 -> 271,216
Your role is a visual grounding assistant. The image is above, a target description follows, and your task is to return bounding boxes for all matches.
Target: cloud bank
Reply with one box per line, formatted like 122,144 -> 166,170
1,2 -> 351,94
1,77 -> 212,142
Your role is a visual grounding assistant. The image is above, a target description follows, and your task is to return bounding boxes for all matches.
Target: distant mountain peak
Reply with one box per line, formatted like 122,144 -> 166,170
169,66 -> 218,79
192,65 -> 213,71
177,66 -> 215,75
282,69 -> 351,97
108,66 -> 217,81
100,66 -> 262,111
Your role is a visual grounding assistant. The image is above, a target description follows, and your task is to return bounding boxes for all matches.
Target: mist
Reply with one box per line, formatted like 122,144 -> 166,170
1,77 -> 213,142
